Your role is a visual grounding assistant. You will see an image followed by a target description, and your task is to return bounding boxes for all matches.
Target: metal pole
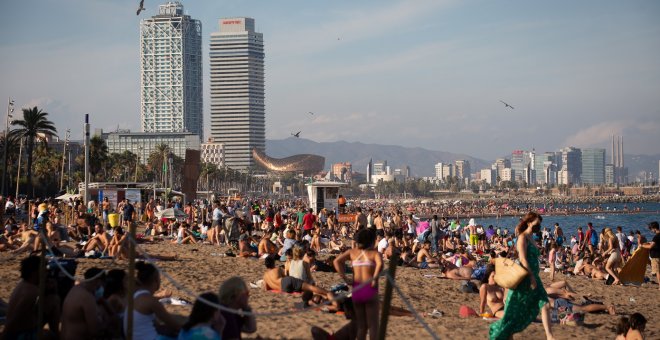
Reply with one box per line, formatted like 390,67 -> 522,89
15,137 -> 23,198
378,251 -> 400,340
37,223 -> 47,340
67,148 -> 71,190
2,98 -> 14,196
84,115 -> 90,205
60,129 -> 69,191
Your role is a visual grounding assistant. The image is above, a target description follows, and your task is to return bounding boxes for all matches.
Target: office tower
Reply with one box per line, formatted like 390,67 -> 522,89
455,160 -> 471,182
605,164 -> 615,185
373,161 -> 387,175
511,150 -> 525,181
332,162 -> 352,182
442,164 -> 454,180
366,159 -> 372,184
492,158 -> 511,180
210,18 -> 265,170
581,148 -> 606,185
140,1 -> 203,138
559,146 -> 582,185
435,162 -> 444,179
480,169 -> 495,185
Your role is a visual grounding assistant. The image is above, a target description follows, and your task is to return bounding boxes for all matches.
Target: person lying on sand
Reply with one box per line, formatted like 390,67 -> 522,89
262,255 -> 334,307
438,260 -> 473,280
10,223 -> 39,254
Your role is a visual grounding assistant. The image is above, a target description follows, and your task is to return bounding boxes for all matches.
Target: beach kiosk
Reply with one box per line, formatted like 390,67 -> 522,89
306,181 -> 346,214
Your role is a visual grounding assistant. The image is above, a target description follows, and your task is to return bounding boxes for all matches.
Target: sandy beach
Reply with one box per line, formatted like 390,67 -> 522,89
1,241 -> 657,340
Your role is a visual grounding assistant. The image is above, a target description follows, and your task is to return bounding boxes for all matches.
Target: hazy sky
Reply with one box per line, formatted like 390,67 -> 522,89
1,0 -> 659,160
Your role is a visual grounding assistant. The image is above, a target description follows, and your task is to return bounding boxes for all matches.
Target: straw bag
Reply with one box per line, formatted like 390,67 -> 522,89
494,258 -> 528,289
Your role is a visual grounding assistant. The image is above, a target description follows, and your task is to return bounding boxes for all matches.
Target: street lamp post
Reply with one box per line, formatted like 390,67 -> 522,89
135,146 -> 142,182
60,129 -> 70,191
1,98 -> 15,196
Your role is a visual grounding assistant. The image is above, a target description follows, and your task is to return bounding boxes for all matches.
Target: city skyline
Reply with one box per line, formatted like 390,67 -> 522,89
1,0 -> 659,160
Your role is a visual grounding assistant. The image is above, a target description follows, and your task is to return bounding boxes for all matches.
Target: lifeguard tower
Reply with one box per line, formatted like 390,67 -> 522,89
306,181 -> 346,214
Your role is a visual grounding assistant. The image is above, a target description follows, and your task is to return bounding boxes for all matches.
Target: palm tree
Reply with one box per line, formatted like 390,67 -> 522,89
12,107 -> 57,198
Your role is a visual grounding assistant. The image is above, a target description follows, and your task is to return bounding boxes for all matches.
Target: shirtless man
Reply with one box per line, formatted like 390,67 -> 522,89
4,256 -> 60,339
10,223 -> 39,254
262,255 -> 333,304
60,268 -> 108,339
354,207 -> 367,230
258,230 -> 278,258
84,224 -> 111,254
414,241 -> 439,269
374,212 -> 385,237
439,259 -> 474,280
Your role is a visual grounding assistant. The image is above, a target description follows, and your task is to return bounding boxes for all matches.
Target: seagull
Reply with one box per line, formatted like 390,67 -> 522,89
291,131 -> 301,138
500,100 -> 514,109
136,0 -> 145,15
308,111 -> 314,115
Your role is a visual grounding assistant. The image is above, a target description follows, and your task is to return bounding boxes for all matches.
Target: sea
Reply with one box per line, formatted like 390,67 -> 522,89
468,202 -> 660,239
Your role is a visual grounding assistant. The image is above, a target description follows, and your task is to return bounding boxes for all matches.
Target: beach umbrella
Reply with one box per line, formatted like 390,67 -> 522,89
421,199 -> 430,204
387,200 -> 396,204
155,208 -> 188,219
55,193 -> 80,200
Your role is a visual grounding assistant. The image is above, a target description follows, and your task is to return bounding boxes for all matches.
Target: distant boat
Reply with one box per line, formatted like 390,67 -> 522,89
595,215 -> 606,220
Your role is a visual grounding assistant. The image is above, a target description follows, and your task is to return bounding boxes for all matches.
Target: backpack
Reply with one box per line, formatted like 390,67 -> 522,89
590,231 -> 598,246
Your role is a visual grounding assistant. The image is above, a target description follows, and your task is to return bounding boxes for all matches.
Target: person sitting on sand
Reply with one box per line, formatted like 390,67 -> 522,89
412,241 -> 439,269
329,233 -> 346,253
125,261 -> 182,339
60,268 -> 110,339
258,229 -> 278,258
84,223 -> 111,255
178,292 -> 225,340
617,313 -> 647,340
285,244 -> 315,284
172,223 -> 198,245
262,255 -> 334,305
479,265 -> 506,318
238,227 -> 258,257
310,227 -> 323,252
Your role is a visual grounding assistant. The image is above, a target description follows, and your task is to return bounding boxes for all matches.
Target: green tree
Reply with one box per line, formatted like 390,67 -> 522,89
75,135 -> 109,181
12,107 -> 57,198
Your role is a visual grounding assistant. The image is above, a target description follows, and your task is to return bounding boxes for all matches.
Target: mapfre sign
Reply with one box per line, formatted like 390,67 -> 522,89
222,20 -> 242,25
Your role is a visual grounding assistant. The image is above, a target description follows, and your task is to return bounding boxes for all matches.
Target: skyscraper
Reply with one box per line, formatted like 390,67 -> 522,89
559,146 -> 581,185
455,160 -> 471,182
581,148 -> 606,185
140,1 -> 202,138
210,18 -> 265,170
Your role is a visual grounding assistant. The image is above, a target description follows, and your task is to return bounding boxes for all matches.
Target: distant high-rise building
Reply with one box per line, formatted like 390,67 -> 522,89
559,147 -> 581,185
605,164 -> 615,185
210,17 -> 265,170
455,160 -> 471,182
581,148 -> 606,185
435,162 -> 444,179
373,161 -> 387,175
332,162 -> 352,182
140,1 -> 202,138
511,150 -> 526,181
534,152 -> 556,185
492,158 -> 510,180
366,159 -> 373,184
501,168 -> 515,182
201,138 -> 225,168
480,168 -> 495,185
442,164 -> 454,180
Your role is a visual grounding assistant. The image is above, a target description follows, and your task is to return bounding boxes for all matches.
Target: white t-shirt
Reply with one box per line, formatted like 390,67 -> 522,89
377,238 -> 388,253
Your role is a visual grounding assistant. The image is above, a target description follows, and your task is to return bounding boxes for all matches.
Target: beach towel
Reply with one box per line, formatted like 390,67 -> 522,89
618,247 -> 650,285
416,221 -> 429,235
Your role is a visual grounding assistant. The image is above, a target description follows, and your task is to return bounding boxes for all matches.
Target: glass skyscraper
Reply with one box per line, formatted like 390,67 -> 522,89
140,2 -> 203,139
581,148 -> 606,185
209,17 -> 265,170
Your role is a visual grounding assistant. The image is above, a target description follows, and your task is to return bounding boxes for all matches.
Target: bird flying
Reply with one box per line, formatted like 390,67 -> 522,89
136,0 -> 145,15
291,131 -> 301,138
308,111 -> 314,115
500,100 -> 514,109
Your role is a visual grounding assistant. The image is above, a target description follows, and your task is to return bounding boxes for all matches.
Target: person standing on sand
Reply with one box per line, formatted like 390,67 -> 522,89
641,221 -> 660,291
489,211 -> 555,340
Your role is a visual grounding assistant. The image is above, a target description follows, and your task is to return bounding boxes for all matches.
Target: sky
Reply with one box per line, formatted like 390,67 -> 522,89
1,0 -> 659,160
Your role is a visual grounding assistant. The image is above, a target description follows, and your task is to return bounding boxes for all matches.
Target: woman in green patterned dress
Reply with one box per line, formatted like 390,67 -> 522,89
489,212 -> 555,340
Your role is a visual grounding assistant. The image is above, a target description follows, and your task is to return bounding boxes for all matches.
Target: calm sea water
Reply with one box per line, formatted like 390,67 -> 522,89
469,202 -> 660,239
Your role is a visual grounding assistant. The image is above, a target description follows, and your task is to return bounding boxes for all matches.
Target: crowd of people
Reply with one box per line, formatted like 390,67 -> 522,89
0,194 -> 658,339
